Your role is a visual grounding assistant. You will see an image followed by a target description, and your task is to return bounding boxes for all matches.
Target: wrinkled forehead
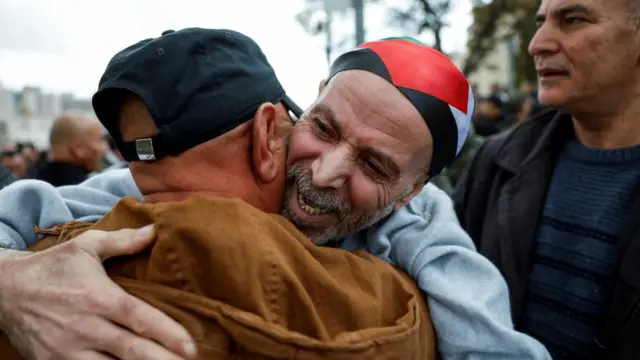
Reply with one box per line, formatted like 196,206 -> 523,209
319,70 -> 430,143
307,71 -> 433,174
538,0 -> 607,14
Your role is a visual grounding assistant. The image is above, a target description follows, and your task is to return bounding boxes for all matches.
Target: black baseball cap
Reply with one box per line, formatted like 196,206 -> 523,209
93,28 -> 303,162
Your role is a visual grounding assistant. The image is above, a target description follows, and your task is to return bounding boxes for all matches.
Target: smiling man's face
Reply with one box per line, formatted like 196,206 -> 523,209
281,70 -> 433,244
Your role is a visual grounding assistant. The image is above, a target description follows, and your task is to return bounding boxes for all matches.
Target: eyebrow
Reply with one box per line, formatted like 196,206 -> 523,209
311,103 -> 343,135
311,102 -> 402,181
361,147 -> 402,180
535,4 -> 591,23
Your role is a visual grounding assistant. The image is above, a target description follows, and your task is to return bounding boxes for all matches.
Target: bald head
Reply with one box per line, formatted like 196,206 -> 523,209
48,113 -> 107,171
49,114 -> 102,148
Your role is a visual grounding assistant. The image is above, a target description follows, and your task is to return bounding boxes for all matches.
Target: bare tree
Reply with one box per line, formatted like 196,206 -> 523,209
462,0 -> 508,76
463,0 -> 539,79
387,0 -> 452,53
295,0 -> 453,57
295,0 -> 539,81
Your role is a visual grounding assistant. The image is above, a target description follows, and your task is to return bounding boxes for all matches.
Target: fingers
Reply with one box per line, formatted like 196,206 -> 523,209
78,352 -> 117,360
69,225 -> 195,358
78,225 -> 157,261
89,318 -> 188,360
104,290 -> 196,359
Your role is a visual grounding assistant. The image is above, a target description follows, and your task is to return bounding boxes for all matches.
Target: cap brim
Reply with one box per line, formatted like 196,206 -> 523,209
282,94 -> 303,121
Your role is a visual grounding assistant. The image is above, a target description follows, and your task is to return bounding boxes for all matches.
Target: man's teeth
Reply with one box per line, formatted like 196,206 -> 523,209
298,193 -> 330,215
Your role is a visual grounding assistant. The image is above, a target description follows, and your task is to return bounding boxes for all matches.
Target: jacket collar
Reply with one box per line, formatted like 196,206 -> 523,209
492,109 -> 574,174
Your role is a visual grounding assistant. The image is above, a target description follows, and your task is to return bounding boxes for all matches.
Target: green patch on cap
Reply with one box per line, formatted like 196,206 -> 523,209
380,36 -> 426,45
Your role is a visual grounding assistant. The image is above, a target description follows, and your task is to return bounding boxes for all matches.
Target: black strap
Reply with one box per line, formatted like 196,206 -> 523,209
282,94 -> 303,119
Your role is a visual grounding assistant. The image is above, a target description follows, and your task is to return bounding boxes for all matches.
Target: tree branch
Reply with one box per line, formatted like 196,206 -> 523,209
462,0 -> 508,76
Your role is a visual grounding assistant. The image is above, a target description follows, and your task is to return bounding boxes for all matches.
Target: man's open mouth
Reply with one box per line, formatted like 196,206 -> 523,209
537,68 -> 569,77
297,191 -> 332,215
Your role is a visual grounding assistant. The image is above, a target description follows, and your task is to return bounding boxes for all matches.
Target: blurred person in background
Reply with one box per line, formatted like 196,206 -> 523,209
15,142 -> 44,179
516,96 -> 546,122
36,113 -> 108,186
514,81 -> 545,122
15,142 -> 38,164
0,154 -> 16,189
489,82 -> 509,104
473,96 -> 505,136
0,149 -> 27,179
520,80 -> 538,101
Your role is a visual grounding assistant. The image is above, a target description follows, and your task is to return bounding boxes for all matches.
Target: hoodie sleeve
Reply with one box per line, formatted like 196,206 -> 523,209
0,168 -> 141,250
344,183 -> 551,360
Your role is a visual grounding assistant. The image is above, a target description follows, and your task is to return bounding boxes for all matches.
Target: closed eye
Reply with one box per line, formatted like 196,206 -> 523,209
312,118 -> 335,140
565,17 -> 586,24
361,158 -> 387,179
315,118 -> 329,133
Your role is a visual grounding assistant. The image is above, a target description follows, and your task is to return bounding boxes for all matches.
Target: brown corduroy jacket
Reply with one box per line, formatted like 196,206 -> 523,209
1,195 -> 437,359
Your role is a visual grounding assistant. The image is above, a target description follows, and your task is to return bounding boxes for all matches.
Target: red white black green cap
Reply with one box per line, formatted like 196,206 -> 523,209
328,36 -> 474,177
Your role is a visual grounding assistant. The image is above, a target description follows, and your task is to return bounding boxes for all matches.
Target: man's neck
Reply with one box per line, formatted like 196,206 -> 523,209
143,188 -> 279,214
131,158 -> 285,214
572,91 -> 640,149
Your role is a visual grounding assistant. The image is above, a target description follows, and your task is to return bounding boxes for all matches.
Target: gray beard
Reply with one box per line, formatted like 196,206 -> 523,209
281,165 -> 409,245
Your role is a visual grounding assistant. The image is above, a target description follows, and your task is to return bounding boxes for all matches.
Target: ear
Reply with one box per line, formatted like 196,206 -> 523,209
318,79 -> 327,95
393,179 -> 427,210
251,102 -> 279,183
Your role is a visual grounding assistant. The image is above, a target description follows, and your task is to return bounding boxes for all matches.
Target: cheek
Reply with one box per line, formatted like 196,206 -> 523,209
571,43 -> 601,74
570,33 -> 627,83
287,127 -> 327,166
346,174 -> 388,213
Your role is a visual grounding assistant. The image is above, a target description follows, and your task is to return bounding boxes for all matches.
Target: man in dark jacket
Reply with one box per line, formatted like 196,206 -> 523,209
453,0 -> 640,359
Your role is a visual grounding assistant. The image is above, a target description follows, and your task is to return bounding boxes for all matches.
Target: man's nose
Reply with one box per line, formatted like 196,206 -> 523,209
310,145 -> 353,189
528,23 -> 560,56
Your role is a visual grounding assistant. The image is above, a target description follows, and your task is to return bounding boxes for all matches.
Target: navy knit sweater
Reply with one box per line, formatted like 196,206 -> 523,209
519,139 -> 640,359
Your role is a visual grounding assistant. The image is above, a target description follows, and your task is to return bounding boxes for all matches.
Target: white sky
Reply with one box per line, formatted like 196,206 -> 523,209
0,0 -> 471,110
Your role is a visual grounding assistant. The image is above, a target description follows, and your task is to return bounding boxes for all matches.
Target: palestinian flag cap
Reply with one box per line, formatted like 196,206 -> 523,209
328,36 -> 474,177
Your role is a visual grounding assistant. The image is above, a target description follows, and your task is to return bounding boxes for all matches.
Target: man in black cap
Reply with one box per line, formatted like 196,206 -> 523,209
94,28 -> 302,164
